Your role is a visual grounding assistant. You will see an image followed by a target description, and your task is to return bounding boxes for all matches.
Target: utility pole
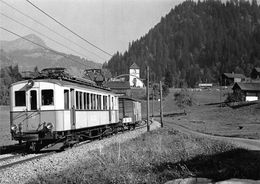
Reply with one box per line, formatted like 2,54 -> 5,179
160,81 -> 163,128
152,89 -> 154,117
146,66 -> 150,131
219,75 -> 222,109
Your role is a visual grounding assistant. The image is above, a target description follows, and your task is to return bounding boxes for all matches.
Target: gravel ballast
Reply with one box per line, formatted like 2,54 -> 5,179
0,121 -> 160,184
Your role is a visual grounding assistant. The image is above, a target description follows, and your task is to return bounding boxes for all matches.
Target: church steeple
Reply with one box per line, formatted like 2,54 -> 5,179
129,62 -> 141,87
130,62 -> 140,69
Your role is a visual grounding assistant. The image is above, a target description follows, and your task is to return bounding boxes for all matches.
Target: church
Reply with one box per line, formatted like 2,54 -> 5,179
104,62 -> 145,95
129,62 -> 145,88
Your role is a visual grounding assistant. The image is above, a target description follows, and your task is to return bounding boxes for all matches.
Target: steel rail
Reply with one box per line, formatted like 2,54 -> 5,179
0,152 -> 54,171
0,155 -> 21,162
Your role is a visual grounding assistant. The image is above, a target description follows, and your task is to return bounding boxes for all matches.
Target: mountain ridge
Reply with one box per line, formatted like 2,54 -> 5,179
0,34 -> 47,52
0,34 -> 101,76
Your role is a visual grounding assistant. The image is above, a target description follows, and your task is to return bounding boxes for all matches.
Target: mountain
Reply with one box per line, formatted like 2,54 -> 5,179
0,34 -> 47,52
0,34 -> 101,76
105,0 -> 260,87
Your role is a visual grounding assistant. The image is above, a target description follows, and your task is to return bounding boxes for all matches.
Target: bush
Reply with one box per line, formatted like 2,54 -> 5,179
174,89 -> 194,108
225,91 -> 244,102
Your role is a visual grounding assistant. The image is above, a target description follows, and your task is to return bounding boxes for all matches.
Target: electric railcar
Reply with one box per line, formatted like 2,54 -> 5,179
10,69 -> 120,151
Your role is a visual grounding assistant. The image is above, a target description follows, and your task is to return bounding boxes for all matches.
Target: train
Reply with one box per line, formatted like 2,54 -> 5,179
9,68 -> 142,151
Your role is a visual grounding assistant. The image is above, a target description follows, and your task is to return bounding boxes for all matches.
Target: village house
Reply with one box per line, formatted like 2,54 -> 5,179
222,72 -> 246,86
232,82 -> 260,101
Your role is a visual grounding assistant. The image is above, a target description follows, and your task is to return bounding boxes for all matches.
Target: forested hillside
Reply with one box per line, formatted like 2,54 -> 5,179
105,0 -> 260,87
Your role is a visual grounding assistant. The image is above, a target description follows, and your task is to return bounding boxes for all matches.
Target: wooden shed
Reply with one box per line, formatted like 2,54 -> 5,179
232,82 -> 260,101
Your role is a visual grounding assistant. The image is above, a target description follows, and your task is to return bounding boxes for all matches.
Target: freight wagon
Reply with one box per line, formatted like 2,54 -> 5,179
119,96 -> 142,130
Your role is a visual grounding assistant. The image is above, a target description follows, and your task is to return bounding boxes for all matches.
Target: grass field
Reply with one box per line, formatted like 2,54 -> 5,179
142,87 -> 260,139
28,128 -> 260,183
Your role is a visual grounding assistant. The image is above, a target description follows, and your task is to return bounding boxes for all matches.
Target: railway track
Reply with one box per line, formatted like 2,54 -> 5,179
0,121 -> 153,170
0,152 -> 55,171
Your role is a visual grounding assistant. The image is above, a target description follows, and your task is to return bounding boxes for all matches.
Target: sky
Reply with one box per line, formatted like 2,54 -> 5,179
0,0 -> 184,63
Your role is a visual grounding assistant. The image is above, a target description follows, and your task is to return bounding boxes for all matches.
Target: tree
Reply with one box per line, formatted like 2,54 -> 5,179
0,65 -> 22,105
164,70 -> 173,88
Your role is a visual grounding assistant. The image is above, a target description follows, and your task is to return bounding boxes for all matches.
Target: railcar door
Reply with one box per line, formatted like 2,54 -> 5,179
70,88 -> 76,129
26,89 -> 40,131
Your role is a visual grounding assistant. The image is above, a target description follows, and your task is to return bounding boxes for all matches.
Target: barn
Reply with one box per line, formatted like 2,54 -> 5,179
222,73 -> 246,86
251,67 -> 260,80
232,82 -> 260,101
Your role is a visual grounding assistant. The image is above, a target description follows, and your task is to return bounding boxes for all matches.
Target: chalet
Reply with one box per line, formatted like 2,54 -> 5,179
251,67 -> 260,80
222,73 -> 246,86
232,82 -> 260,101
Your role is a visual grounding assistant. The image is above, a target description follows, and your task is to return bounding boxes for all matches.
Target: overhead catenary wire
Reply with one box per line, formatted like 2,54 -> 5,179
0,12 -> 97,61
0,0 -> 107,61
25,0 -> 113,57
0,27 -> 91,67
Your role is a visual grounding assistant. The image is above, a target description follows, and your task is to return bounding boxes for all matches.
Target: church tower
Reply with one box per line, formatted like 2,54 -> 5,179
129,62 -> 140,87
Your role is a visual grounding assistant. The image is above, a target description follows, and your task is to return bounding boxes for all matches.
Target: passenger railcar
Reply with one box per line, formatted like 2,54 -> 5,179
10,68 -> 120,150
119,96 -> 142,129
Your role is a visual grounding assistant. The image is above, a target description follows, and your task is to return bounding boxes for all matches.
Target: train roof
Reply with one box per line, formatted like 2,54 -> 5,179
10,78 -> 115,94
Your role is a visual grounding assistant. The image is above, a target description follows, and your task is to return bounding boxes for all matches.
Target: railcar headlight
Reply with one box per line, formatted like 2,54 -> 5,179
11,125 -> 17,132
46,122 -> 53,130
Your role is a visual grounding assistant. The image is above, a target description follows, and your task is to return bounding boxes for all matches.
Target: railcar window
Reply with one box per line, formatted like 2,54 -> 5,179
90,94 -> 94,110
94,94 -> 97,110
97,95 -> 101,110
41,90 -> 54,105
79,92 -> 83,109
15,91 -> 26,106
64,90 -> 69,110
103,96 -> 107,110
87,93 -> 90,109
76,91 -> 79,109
83,93 -> 86,110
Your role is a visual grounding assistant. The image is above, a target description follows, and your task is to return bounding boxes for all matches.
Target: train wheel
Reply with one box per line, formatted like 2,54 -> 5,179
26,142 -> 40,153
114,127 -> 118,134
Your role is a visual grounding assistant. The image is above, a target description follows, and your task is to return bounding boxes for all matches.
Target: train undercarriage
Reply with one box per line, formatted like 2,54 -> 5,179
12,121 -> 138,152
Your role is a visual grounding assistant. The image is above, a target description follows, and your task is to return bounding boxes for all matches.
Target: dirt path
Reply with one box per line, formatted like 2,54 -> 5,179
163,118 -> 260,151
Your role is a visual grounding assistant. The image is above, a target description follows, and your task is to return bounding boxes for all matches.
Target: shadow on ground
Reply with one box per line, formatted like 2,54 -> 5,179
152,148 -> 260,182
0,144 -> 27,154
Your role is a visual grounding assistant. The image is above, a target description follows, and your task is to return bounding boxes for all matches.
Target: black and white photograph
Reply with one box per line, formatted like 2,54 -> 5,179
0,0 -> 260,183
